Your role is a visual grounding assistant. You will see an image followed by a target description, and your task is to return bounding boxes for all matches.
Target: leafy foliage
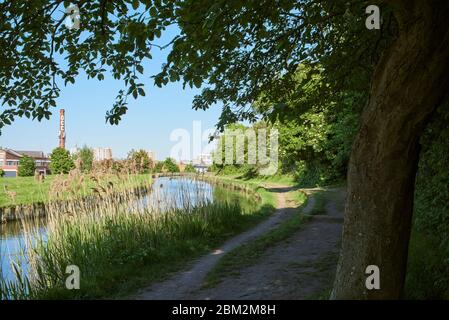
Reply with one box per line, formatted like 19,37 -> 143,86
0,169 -> 4,177
414,101 -> 449,247
153,161 -> 164,173
408,100 -> 449,298
0,0 -> 394,132
183,164 -> 196,173
127,149 -> 152,173
17,155 -> 35,177
49,147 -> 74,174
163,157 -> 179,173
212,66 -> 363,186
73,145 -> 94,173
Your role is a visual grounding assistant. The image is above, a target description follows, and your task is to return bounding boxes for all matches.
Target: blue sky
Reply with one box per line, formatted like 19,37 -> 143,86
0,26 -> 222,161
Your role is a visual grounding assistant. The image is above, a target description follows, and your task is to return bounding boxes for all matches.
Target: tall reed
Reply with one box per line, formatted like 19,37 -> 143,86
1,174 -> 260,299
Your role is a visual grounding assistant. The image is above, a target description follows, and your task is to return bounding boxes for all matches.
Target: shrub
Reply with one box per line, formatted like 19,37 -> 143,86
407,100 -> 449,299
153,161 -> 163,173
184,164 -> 196,173
49,147 -> 74,174
163,157 -> 179,173
18,155 -> 35,176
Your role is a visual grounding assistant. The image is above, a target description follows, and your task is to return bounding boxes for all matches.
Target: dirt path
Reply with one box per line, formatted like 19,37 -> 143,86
135,186 -> 344,300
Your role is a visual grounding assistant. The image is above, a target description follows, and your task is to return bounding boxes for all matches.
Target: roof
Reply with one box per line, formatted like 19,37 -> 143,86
0,148 -> 23,157
15,150 -> 46,158
0,148 -> 47,159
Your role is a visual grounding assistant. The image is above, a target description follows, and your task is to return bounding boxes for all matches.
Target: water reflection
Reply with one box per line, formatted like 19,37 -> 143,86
0,177 -> 253,283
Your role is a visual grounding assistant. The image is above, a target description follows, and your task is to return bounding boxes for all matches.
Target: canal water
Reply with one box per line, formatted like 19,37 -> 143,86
0,177 -> 254,284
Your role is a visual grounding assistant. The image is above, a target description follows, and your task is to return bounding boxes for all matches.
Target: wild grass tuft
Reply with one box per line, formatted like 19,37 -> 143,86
1,175 -> 267,299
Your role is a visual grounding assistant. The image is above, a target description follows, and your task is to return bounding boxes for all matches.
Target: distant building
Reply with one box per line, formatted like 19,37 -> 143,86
147,150 -> 156,161
93,147 -> 113,162
0,148 -> 50,177
192,153 -> 213,166
192,153 -> 213,173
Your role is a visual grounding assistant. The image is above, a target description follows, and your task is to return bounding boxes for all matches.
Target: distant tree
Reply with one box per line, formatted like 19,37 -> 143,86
73,145 -> 94,173
18,155 -> 35,176
49,148 -> 74,174
111,160 -> 124,174
153,162 -> 163,173
163,158 -> 180,173
184,164 -> 196,173
127,149 -> 152,173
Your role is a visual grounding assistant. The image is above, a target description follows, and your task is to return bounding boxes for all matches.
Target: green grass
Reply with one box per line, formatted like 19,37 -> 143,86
306,189 -> 346,216
0,174 -> 152,207
1,177 -> 276,300
306,190 -> 327,215
202,192 -> 309,288
210,172 -> 296,186
1,175 -> 56,207
285,188 -> 308,212
238,174 -> 297,186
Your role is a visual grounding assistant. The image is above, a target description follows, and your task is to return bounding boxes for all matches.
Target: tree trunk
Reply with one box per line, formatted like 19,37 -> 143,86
331,0 -> 449,299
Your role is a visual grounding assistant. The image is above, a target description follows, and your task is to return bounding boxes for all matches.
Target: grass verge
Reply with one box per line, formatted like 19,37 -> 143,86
202,191 -> 309,289
0,173 -> 152,207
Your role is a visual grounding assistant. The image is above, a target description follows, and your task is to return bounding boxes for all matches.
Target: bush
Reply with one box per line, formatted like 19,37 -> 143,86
163,158 -> 179,173
184,164 -> 196,173
49,147 -> 74,174
0,169 -> 4,177
405,230 -> 449,299
407,100 -> 449,299
18,155 -> 35,176
153,161 -> 163,173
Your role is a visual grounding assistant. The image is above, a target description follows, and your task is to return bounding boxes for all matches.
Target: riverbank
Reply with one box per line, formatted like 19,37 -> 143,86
134,181 -> 345,299
0,173 -> 152,223
0,173 -> 152,208
0,176 -> 276,300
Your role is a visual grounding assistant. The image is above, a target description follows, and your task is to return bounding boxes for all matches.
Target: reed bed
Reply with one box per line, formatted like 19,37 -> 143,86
0,174 -> 264,299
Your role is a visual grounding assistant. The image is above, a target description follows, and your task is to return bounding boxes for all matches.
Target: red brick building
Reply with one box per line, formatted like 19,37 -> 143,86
0,148 -> 50,177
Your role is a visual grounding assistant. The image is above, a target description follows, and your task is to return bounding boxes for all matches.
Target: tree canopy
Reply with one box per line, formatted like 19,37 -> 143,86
49,147 -> 75,174
73,145 -> 94,172
0,0 -> 391,132
127,149 -> 152,173
163,157 -> 180,173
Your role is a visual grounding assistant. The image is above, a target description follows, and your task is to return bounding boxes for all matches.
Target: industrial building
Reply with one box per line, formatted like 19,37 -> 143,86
192,153 -> 213,173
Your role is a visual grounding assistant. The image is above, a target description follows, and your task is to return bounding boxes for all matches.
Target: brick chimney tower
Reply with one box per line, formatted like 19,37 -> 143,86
59,109 -> 66,149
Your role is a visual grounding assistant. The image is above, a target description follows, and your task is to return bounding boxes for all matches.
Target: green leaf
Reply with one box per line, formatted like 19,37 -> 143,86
193,78 -> 202,88
132,0 -> 139,10
149,6 -> 157,17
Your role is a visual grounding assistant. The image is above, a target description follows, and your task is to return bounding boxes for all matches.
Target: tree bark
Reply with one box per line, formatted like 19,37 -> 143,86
331,0 -> 449,299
